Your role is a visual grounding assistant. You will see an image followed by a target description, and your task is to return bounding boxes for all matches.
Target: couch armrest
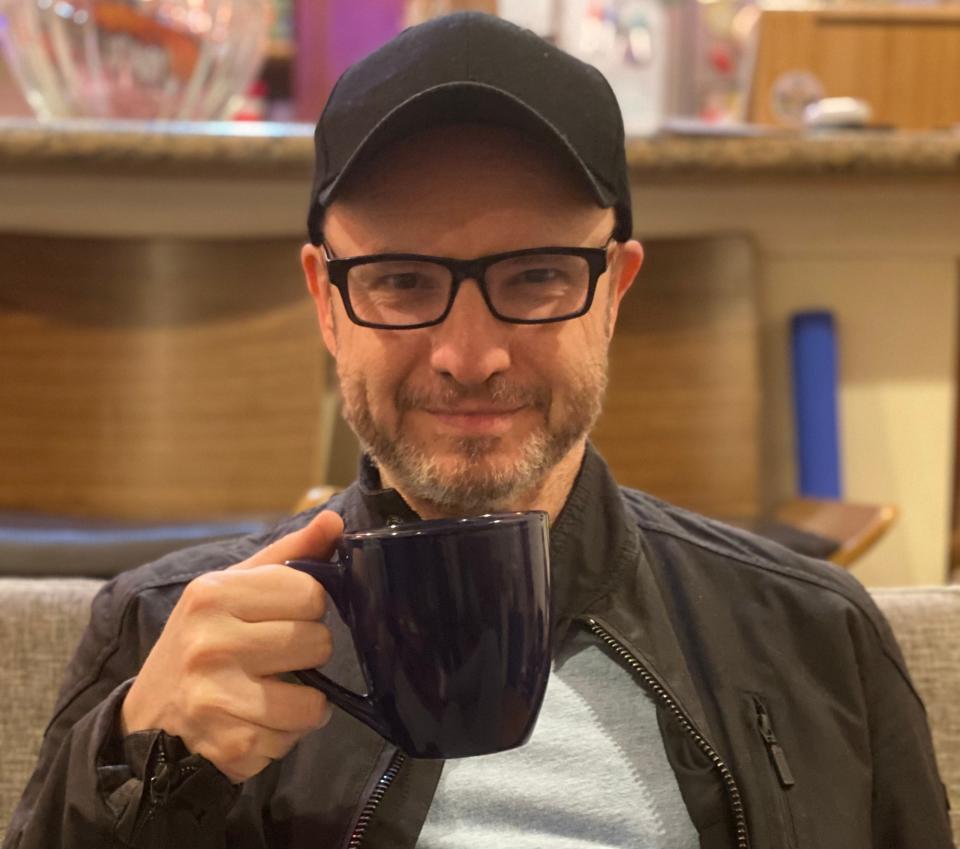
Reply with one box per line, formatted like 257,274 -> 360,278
871,586 -> 960,844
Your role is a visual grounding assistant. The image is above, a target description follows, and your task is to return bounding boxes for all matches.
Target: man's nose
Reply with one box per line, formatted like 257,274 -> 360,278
428,279 -> 511,386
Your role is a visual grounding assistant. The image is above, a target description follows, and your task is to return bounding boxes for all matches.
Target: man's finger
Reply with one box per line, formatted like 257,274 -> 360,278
231,510 -> 344,572
239,619 -> 333,676
193,564 -> 328,623
230,677 -> 333,733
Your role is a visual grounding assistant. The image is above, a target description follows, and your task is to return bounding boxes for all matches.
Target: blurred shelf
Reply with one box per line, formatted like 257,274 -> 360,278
3,120 -> 960,180
626,130 -> 960,179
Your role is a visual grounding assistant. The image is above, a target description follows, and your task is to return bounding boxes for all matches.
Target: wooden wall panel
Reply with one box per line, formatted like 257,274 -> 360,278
0,235 -> 328,520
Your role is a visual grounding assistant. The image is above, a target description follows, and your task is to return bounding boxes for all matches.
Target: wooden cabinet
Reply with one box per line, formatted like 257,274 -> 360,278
749,6 -> 960,129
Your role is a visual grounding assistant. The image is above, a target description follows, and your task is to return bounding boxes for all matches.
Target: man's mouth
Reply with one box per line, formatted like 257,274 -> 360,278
421,406 -> 526,435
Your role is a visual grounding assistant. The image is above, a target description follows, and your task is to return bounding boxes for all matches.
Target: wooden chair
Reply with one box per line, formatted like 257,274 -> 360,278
774,499 -> 897,567
0,233 -> 332,577
0,233 -> 329,522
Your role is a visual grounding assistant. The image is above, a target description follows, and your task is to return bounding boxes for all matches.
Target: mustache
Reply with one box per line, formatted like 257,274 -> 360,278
395,377 -> 550,413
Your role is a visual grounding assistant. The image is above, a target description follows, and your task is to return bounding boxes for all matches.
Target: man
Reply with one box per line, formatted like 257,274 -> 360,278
5,12 -> 953,849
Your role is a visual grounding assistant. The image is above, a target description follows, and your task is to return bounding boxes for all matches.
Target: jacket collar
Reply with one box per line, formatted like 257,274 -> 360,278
355,455 -> 419,527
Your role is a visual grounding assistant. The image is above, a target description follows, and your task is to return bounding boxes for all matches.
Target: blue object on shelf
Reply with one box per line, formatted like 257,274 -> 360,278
790,310 -> 842,499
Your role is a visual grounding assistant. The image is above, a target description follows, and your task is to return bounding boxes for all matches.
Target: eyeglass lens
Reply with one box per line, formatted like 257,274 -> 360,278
346,253 -> 592,327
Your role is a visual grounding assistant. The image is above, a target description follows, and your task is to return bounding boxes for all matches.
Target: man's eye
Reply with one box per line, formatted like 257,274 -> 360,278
511,267 -> 563,285
375,273 -> 429,291
368,271 -> 439,294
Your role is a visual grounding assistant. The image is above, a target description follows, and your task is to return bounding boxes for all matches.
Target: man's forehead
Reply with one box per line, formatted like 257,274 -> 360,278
322,207 -> 616,261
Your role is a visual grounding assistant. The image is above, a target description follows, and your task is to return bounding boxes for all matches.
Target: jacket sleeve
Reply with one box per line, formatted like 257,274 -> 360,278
3,575 -> 237,849
853,598 -> 955,849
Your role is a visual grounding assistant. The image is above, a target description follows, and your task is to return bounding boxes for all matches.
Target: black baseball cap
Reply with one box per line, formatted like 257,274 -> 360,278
307,12 -> 632,245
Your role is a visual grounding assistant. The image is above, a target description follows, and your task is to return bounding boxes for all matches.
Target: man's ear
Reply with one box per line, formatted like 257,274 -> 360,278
607,239 -> 644,330
301,243 -> 338,358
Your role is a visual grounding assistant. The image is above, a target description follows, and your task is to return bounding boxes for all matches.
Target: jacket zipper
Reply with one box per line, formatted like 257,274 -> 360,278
585,617 -> 751,849
133,735 -> 199,841
753,697 -> 795,788
347,748 -> 407,849
752,696 -> 798,848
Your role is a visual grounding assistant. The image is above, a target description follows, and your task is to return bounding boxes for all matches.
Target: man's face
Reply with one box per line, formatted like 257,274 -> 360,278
302,125 -> 642,516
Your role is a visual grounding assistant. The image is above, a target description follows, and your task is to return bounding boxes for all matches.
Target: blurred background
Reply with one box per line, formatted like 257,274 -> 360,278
1,0 -> 959,588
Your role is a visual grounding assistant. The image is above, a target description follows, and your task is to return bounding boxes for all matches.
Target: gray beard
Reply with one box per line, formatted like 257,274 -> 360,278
338,364 -> 607,516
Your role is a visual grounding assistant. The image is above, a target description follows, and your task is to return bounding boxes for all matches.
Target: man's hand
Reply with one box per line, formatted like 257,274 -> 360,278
121,510 -> 344,784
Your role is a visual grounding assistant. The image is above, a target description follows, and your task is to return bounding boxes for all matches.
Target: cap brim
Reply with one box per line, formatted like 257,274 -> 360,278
312,81 -> 618,219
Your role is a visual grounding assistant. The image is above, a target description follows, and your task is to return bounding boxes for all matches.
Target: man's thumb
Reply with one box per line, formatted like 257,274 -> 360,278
232,509 -> 344,570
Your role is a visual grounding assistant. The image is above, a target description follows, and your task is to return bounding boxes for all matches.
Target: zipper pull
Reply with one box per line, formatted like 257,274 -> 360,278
755,699 -> 796,788
149,760 -> 178,806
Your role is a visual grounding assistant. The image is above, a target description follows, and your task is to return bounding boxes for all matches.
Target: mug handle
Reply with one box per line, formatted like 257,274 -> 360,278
285,558 -> 389,739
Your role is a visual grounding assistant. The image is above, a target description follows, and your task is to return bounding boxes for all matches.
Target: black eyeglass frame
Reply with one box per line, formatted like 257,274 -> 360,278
321,243 -> 612,330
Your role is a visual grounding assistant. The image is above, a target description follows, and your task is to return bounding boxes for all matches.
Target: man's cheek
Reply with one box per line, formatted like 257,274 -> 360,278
370,376 -> 406,434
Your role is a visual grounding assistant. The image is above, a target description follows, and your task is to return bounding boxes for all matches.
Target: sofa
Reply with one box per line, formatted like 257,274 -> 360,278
2,579 -> 958,844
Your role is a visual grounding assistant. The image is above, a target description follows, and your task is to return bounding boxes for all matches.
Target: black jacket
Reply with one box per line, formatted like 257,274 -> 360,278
5,446 -> 953,849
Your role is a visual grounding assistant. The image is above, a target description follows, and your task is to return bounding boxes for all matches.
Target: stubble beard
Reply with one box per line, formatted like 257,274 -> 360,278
338,359 -> 608,516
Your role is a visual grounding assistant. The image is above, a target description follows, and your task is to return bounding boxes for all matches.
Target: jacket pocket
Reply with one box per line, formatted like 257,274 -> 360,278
746,693 -> 799,849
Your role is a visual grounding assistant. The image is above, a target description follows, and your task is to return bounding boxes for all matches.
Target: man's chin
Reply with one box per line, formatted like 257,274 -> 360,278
379,433 -> 551,514
435,433 -> 508,460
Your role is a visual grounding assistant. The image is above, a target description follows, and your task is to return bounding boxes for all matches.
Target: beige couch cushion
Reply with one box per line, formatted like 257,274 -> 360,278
0,578 -> 104,839
1,580 -> 958,843
872,586 -> 960,843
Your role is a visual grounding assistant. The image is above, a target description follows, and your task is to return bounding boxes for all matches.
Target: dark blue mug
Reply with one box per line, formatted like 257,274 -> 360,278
287,511 -> 551,758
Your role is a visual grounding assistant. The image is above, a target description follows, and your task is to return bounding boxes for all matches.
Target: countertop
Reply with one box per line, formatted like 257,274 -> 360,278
2,118 -> 960,180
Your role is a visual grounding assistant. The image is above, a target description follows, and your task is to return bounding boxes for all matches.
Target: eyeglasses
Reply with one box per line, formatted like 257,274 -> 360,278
321,242 -> 612,330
